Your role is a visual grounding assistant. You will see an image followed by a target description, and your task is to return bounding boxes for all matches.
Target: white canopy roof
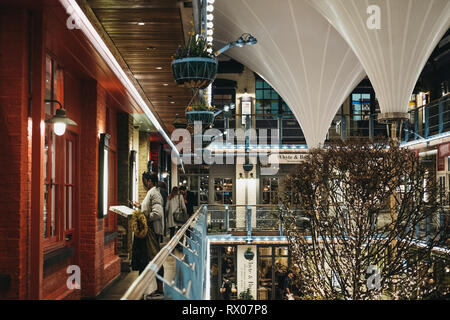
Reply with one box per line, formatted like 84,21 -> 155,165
214,0 -> 366,148
309,0 -> 450,116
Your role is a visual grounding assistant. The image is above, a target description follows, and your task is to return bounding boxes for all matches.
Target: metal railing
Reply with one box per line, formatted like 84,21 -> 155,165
121,205 -> 208,300
210,96 -> 450,144
207,204 -> 310,237
207,204 -> 449,247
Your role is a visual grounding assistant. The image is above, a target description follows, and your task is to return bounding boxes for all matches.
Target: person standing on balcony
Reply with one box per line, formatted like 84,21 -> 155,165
166,186 -> 187,238
179,185 -> 195,217
179,185 -> 195,239
131,172 -> 165,296
142,173 -> 165,244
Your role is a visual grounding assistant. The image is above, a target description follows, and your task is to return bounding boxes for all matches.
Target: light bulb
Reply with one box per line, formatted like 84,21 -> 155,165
54,122 -> 66,136
207,14 -> 214,21
207,29 -> 213,36
207,22 -> 213,28
207,0 -> 215,4
207,5 -> 214,12
207,36 -> 213,42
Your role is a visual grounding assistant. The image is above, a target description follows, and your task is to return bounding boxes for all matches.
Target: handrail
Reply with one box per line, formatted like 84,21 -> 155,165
121,205 -> 206,300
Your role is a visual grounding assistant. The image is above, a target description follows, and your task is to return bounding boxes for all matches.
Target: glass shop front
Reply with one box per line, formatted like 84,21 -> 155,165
209,244 -> 293,300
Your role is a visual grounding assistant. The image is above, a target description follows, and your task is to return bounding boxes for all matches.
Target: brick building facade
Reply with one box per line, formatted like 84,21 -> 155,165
0,1 -> 156,299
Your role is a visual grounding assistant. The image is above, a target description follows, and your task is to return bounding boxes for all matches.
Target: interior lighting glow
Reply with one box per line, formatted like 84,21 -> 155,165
58,0 -> 182,161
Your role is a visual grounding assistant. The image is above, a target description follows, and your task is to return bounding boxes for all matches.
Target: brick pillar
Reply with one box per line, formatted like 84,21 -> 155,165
138,131 -> 150,202
79,80 -> 106,297
0,9 -> 30,300
116,113 -> 133,271
117,113 -> 132,205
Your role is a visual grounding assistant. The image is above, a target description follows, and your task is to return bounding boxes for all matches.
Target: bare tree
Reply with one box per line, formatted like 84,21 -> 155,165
281,140 -> 446,300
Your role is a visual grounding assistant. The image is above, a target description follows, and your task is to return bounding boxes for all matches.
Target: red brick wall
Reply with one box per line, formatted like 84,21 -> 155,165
0,5 -> 121,300
79,81 -> 120,298
0,9 -> 30,300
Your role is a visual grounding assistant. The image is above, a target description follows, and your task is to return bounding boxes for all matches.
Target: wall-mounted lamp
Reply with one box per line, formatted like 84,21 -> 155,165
98,133 -> 111,218
44,100 -> 77,136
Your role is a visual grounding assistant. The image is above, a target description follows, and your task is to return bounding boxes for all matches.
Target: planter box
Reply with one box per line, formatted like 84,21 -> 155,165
172,57 -> 218,89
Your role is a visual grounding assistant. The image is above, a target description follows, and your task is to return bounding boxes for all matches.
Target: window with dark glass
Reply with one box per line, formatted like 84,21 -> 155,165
255,75 -> 304,143
351,93 -> 371,121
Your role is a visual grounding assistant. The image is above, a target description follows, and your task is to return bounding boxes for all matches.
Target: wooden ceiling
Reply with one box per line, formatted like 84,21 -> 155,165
83,0 -> 193,132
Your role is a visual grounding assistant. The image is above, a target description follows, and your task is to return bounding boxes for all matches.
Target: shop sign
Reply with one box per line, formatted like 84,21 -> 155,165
268,153 -> 307,164
438,142 -> 450,158
237,245 -> 257,299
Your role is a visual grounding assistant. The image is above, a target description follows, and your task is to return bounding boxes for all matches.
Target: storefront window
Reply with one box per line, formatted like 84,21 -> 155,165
179,165 -> 210,205
262,177 -> 279,204
214,177 -> 233,204
211,245 -> 237,300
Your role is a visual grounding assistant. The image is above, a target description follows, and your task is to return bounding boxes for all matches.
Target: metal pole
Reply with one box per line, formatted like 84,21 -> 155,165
225,204 -> 229,232
245,114 -> 250,153
278,114 -> 282,146
247,204 -> 252,239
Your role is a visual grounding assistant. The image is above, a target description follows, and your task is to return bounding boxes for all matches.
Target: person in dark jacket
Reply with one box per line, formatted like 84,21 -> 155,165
179,185 -> 196,217
282,270 -> 294,300
220,275 -> 232,300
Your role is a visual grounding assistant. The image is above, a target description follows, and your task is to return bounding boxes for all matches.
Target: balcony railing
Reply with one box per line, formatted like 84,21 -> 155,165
121,205 -> 208,300
207,204 -> 449,247
210,96 -> 450,145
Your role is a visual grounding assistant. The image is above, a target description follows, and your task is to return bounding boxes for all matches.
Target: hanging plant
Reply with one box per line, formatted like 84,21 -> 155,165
185,94 -> 216,126
171,33 -> 218,89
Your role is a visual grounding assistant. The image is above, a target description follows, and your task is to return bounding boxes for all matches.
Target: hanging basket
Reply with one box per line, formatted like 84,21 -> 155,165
171,57 -> 218,89
186,111 -> 215,127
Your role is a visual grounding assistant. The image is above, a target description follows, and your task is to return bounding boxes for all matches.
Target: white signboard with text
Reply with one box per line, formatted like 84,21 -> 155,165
268,153 -> 307,164
237,245 -> 257,299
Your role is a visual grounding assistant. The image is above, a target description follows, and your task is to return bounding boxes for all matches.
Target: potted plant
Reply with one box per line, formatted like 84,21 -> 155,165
186,94 -> 216,126
171,33 -> 218,89
244,247 -> 255,261
239,288 -> 254,300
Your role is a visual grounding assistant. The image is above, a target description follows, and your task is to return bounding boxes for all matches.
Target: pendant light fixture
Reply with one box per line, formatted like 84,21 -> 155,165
44,99 -> 77,136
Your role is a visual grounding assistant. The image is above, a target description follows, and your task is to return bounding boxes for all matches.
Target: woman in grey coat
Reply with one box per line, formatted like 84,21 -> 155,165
166,186 -> 187,238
